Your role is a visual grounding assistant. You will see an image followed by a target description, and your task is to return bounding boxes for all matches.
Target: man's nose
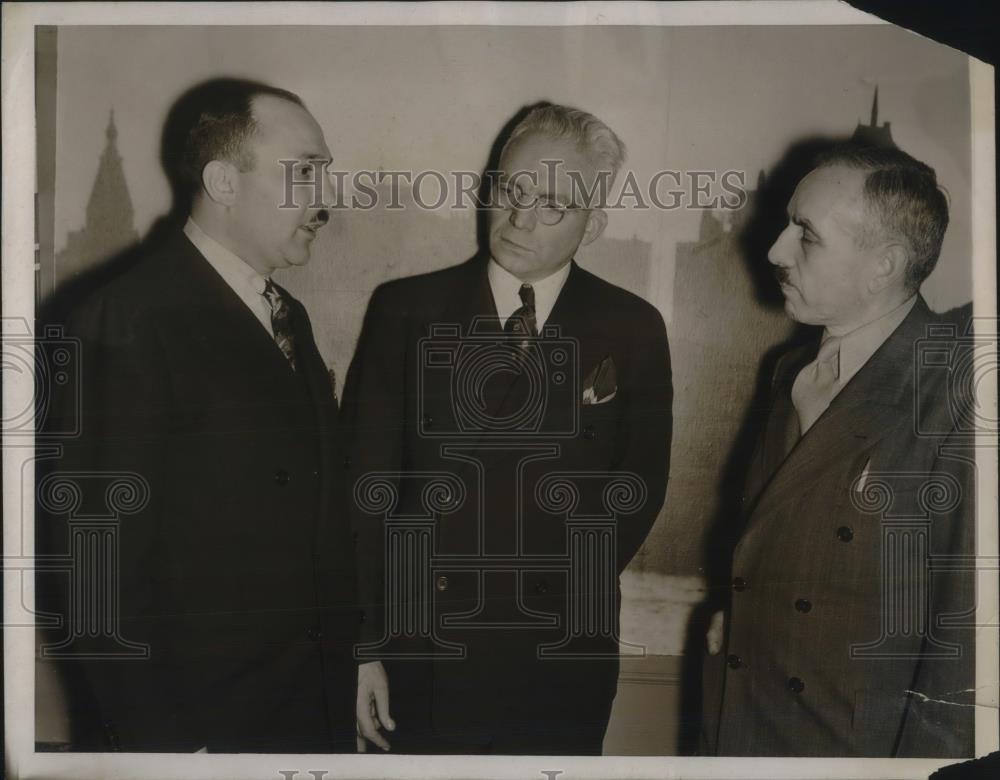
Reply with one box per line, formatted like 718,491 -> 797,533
320,167 -> 338,206
509,203 -> 538,231
768,225 -> 795,266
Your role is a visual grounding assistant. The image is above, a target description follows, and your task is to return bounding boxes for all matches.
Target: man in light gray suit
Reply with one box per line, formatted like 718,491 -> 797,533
703,145 -> 975,757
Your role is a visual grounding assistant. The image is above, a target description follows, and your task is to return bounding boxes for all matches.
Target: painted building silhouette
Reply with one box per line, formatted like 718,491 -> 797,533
852,87 -> 897,149
55,110 -> 139,279
654,88 -> 898,573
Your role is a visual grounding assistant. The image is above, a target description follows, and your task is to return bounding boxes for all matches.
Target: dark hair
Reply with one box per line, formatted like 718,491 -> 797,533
177,78 -> 305,197
814,144 -> 949,292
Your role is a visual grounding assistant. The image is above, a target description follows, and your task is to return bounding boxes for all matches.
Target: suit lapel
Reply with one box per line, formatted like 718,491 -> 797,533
746,297 -> 932,530
442,256 -> 497,324
170,232 -> 304,392
442,256 -> 512,427
457,262 -> 587,475
287,294 -> 339,529
752,345 -> 814,499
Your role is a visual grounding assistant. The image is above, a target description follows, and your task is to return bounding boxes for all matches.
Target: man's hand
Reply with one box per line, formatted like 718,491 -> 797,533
706,610 -> 725,655
356,660 -> 394,752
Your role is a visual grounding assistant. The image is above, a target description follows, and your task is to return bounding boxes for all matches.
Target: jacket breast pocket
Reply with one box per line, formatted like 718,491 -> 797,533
577,399 -> 622,460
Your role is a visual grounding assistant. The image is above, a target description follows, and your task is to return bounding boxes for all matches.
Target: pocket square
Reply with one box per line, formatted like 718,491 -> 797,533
582,355 -> 618,405
854,458 -> 871,492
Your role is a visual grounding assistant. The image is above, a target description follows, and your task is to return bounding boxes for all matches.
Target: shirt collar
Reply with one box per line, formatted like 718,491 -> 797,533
183,217 -> 269,296
487,258 -> 572,329
826,295 -> 917,387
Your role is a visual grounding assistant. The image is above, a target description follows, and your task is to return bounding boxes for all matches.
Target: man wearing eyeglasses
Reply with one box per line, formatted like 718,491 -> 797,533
343,103 -> 672,755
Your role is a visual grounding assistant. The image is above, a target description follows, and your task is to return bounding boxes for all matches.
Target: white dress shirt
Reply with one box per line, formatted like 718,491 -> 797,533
183,217 -> 274,336
487,258 -> 572,330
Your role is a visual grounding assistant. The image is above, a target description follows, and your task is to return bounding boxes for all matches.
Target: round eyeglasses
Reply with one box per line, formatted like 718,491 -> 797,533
494,180 -> 582,226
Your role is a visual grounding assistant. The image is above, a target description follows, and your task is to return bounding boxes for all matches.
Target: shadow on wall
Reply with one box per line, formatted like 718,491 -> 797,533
38,78 -> 268,329
675,135 -> 850,755
34,78 -> 296,751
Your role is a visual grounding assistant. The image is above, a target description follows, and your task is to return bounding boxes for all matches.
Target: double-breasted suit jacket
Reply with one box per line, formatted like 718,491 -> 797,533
343,256 -> 673,752
39,230 -> 357,752
705,297 -> 975,757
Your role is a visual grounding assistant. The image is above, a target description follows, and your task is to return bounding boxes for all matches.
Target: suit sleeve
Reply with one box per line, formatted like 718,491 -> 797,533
341,285 -> 409,649
894,426 -> 977,757
612,304 -> 673,569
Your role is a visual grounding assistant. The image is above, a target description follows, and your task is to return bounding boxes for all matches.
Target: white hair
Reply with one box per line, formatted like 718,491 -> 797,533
500,103 -> 626,182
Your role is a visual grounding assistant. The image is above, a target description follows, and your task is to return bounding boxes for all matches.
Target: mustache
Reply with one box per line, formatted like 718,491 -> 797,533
773,266 -> 790,286
306,210 -> 330,228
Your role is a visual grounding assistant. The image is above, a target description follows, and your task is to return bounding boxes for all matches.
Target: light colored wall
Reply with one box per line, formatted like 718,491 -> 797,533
38,22 -> 975,755
48,25 -> 972,577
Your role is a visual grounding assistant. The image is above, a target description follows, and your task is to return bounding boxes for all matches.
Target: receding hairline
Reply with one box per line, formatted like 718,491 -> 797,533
795,165 -> 869,222
238,93 -> 330,168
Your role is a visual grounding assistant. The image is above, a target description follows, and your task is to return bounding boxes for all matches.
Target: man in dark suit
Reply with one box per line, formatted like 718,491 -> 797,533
39,79 -> 356,752
702,145 -> 976,757
344,104 -> 673,755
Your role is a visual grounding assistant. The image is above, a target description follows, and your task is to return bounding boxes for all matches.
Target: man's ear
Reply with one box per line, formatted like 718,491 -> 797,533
581,208 -> 608,247
868,242 -> 909,294
201,160 -> 239,207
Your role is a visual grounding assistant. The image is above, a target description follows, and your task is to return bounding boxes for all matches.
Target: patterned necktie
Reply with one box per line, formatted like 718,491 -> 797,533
262,279 -> 297,371
503,283 -> 537,346
791,335 -> 842,436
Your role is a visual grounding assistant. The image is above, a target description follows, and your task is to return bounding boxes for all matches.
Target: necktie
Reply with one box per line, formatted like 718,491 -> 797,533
262,279 -> 298,371
503,283 -> 537,346
791,335 -> 842,436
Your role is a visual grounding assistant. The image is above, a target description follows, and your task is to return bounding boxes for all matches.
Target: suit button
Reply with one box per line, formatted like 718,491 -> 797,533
306,626 -> 322,641
534,581 -> 549,595
726,654 -> 742,669
787,676 -> 805,693
436,575 -> 449,592
583,425 -> 596,441
103,721 -> 121,751
274,469 -> 290,486
343,455 -> 352,470
837,526 -> 854,542
732,577 -> 748,592
795,598 -> 812,613
422,415 -> 434,429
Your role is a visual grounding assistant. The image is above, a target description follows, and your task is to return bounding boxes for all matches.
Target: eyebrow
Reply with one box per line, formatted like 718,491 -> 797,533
501,177 -> 577,208
298,154 -> 331,164
790,214 -> 818,235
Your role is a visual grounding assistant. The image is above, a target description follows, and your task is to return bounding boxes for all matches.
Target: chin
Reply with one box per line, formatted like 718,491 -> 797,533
785,304 -> 811,324
490,248 -> 528,274
282,246 -> 313,267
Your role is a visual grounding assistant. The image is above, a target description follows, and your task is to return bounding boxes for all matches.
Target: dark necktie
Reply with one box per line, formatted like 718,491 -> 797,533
503,283 -> 537,346
262,279 -> 298,371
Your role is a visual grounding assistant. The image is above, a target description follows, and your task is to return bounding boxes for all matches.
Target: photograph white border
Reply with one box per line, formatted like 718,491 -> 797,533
3,3 -> 996,779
